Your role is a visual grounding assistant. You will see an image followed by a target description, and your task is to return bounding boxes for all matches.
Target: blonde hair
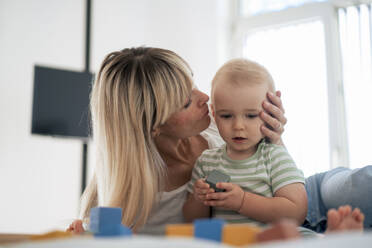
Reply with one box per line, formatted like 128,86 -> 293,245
211,58 -> 275,102
80,47 -> 193,231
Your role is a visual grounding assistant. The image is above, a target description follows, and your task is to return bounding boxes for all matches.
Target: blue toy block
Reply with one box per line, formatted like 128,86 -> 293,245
89,207 -> 122,233
94,224 -> 132,237
194,218 -> 225,242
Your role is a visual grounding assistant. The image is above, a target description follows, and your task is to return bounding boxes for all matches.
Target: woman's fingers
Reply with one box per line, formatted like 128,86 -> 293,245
74,220 -> 84,234
75,224 -> 84,234
275,90 -> 282,99
260,125 -> 281,144
260,95 -> 286,144
263,91 -> 287,125
67,220 -> 85,234
268,91 -> 284,113
262,101 -> 287,127
260,111 -> 285,133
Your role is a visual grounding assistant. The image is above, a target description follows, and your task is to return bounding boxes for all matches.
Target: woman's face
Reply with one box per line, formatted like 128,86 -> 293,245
159,88 -> 211,139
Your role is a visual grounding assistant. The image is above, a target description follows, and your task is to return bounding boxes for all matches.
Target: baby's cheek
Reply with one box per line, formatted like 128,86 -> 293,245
256,121 -> 265,137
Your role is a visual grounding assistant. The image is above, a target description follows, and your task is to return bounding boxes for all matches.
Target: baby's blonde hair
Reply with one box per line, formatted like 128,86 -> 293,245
80,47 -> 193,231
211,58 -> 275,103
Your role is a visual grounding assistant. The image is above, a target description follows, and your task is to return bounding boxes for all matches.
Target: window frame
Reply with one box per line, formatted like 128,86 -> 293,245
231,0 -> 351,169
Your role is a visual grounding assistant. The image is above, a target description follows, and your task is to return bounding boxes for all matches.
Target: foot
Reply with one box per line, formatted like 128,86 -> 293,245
326,205 -> 364,233
256,219 -> 300,243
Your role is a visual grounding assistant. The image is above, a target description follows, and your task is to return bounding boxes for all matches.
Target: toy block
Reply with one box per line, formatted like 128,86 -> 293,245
94,225 -> 132,237
89,207 -> 132,237
194,218 -> 225,242
222,224 -> 261,246
166,224 -> 194,237
30,231 -> 73,241
206,170 -> 230,192
89,207 -> 122,233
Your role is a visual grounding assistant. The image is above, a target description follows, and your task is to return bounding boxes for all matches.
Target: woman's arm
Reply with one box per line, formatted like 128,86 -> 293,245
260,91 -> 287,145
183,178 -> 214,222
183,193 -> 210,222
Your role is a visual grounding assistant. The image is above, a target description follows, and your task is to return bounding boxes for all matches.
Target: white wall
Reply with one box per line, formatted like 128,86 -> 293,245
0,0 -> 230,234
91,0 -> 230,95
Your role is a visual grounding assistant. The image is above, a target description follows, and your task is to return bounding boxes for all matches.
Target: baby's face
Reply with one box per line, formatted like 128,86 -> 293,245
212,80 -> 269,160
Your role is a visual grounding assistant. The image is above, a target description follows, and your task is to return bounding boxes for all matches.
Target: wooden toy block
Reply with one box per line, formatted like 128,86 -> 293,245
166,224 -> 194,237
206,170 -> 230,192
194,218 -> 225,242
222,224 -> 261,246
30,231 -> 73,241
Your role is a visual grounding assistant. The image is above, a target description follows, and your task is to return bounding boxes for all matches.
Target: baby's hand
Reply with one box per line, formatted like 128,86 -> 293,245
66,219 -> 85,234
204,182 -> 245,211
193,178 -> 215,203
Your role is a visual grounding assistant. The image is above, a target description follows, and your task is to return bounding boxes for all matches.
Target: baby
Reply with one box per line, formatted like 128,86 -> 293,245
183,58 -> 307,226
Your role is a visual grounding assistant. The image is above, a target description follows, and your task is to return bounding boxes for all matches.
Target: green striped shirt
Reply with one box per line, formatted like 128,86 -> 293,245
187,139 -> 305,226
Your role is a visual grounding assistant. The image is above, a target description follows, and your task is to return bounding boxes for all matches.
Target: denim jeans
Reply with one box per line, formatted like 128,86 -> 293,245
302,165 -> 372,232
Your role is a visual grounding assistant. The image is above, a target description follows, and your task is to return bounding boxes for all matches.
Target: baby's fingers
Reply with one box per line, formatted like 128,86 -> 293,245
195,187 -> 214,195
204,199 -> 226,207
216,182 -> 234,192
195,179 -> 210,188
206,192 -> 228,201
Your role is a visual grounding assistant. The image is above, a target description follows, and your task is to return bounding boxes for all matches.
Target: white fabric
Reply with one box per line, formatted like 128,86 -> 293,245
10,231 -> 372,248
138,184 -> 188,235
138,117 -> 224,235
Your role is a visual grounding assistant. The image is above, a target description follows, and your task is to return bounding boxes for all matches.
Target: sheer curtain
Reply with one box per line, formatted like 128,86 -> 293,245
339,3 -> 372,168
243,21 -> 330,177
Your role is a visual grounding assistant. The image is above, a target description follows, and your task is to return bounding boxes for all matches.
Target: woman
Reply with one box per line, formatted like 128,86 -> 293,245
68,47 -> 365,236
70,47 -> 286,234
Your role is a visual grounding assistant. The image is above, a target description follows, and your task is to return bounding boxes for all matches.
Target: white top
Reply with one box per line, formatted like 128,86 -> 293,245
138,117 -> 224,235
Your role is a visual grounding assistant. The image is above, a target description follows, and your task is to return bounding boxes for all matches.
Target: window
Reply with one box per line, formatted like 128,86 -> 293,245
243,20 -> 329,177
240,0 -> 326,16
233,0 -> 372,176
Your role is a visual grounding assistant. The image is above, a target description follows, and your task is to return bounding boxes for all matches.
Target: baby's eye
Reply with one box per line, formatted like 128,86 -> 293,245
246,114 -> 258,119
220,114 -> 232,119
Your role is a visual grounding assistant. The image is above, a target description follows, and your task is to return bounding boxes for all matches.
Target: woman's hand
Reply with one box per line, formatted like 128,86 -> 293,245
66,219 -> 85,234
260,91 -> 287,145
203,182 -> 245,211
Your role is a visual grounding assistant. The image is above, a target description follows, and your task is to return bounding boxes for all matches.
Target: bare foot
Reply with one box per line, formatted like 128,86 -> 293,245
326,205 -> 364,233
256,219 -> 300,243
